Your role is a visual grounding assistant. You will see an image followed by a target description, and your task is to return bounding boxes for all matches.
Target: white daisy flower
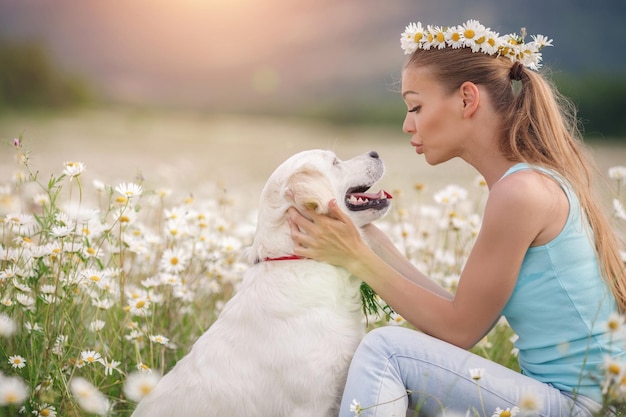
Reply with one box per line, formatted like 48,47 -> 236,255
532,34 -> 553,49
89,320 -> 106,332
128,297 -> 151,316
0,314 -> 17,337
469,368 -> 485,381
349,398 -> 363,415
609,166 -> 626,181
69,377 -> 110,415
16,293 -> 35,309
492,406 -> 520,417
101,358 -> 122,376
461,19 -> 486,51
400,22 -> 424,55
123,371 -> 161,403
115,182 -> 143,199
63,161 -> 85,178
614,199 -> 626,221
426,25 -> 446,49
33,403 -> 57,417
8,355 -> 26,369
606,312 -> 626,334
80,350 -> 102,365
445,25 -> 464,48
0,375 -> 29,406
149,334 -> 170,345
159,247 -> 190,274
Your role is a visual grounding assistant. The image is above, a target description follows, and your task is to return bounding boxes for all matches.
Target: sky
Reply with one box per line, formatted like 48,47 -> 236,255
0,0 -> 624,110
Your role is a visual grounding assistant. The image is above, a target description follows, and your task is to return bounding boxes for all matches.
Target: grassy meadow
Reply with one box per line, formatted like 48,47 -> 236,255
1,108 -> 626,416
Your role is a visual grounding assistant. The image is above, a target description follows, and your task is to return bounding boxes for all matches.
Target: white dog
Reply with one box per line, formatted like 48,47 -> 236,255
131,149 -> 391,417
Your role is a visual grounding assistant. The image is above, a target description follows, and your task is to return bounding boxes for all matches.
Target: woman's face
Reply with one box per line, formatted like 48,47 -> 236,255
401,66 -> 466,165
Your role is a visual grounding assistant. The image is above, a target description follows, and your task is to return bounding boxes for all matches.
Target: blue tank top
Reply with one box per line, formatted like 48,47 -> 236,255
500,163 -> 624,403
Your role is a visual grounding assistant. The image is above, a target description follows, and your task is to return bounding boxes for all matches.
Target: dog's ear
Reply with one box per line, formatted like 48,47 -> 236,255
284,168 -> 335,214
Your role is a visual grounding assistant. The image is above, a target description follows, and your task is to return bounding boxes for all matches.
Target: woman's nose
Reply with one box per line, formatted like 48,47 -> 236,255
402,114 -> 414,134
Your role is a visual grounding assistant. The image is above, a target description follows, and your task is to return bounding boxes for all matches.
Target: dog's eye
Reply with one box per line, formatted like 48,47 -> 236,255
332,158 -> 340,166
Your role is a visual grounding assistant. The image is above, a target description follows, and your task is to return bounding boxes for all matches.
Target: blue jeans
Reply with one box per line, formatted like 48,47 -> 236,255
338,327 -> 601,417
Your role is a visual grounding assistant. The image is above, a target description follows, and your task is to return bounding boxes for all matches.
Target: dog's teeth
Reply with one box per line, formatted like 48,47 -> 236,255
349,195 -> 358,204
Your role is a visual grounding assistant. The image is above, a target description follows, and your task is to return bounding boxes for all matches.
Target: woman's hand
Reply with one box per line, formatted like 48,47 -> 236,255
287,199 -> 367,270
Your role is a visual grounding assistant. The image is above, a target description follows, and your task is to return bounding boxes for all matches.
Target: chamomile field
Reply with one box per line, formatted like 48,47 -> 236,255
1,108 -> 626,416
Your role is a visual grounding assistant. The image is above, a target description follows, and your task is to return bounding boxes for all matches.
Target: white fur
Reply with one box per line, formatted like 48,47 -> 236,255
131,149 -> 389,417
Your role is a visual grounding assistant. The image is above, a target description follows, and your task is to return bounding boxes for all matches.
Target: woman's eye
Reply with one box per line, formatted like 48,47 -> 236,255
408,105 -> 421,113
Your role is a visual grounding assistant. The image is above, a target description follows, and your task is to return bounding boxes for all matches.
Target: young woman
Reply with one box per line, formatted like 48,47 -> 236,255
288,20 -> 626,416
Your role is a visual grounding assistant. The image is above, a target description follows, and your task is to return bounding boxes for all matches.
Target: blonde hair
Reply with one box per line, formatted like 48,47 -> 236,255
406,48 -> 626,311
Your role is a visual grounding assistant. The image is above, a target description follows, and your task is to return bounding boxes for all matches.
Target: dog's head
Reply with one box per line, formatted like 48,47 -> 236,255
248,149 -> 391,262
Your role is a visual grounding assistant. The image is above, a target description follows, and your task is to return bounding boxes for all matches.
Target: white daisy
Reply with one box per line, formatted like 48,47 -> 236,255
445,25 -> 464,48
115,182 -> 143,199
33,403 -> 57,417
614,199 -> 626,221
609,166 -> 626,181
400,22 -> 424,55
426,25 -> 446,49
159,247 -> 190,274
461,19 -> 486,51
80,350 -> 102,365
0,314 -> 17,337
349,398 -> 363,415
101,358 -> 122,376
123,371 -> 161,403
8,355 -> 26,369
63,161 -> 85,178
469,367 -> 485,381
149,334 -> 170,345
69,377 -> 110,415
0,375 -> 29,406
492,406 -> 520,417
128,297 -> 151,316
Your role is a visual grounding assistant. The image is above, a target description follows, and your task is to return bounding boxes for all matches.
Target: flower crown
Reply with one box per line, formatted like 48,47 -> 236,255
400,19 -> 553,70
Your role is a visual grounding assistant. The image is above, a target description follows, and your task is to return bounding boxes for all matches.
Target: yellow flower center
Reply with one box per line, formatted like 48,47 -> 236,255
120,215 -> 130,223
41,410 -> 51,416
451,32 -> 461,42
475,36 -> 486,45
464,29 -> 475,39
90,275 -> 100,282
413,33 -> 423,42
116,196 -> 128,204
6,393 -> 18,403
135,300 -> 146,309
609,363 -> 622,374
141,384 -> 153,395
609,320 -> 621,331
170,257 -> 179,266
500,411 -> 512,417
435,32 -> 445,43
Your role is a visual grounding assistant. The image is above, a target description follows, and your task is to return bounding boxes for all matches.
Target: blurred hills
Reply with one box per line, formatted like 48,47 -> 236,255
0,0 -> 624,114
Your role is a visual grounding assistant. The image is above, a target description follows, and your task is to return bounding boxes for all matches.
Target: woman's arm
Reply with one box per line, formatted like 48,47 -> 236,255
288,170 -> 559,349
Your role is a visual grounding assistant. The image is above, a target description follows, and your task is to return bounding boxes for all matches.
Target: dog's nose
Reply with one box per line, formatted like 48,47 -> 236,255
369,151 -> 379,159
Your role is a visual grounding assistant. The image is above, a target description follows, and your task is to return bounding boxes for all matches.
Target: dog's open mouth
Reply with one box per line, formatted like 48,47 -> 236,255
345,186 -> 393,211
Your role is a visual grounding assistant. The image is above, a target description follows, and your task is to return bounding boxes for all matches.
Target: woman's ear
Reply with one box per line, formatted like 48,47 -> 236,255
459,81 -> 480,118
